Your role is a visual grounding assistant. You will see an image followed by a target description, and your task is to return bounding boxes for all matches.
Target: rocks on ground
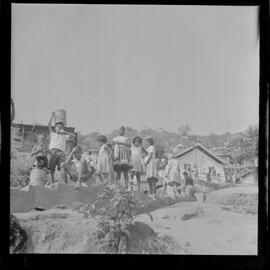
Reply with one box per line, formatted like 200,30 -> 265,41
10,214 -> 28,253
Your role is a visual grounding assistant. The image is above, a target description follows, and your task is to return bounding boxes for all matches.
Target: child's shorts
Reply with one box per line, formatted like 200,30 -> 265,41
168,181 -> 177,187
147,177 -> 158,184
114,164 -> 131,173
48,149 -> 66,172
65,163 -> 94,184
130,171 -> 141,179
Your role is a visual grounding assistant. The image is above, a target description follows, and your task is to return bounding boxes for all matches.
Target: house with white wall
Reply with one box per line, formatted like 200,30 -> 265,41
173,143 -> 226,182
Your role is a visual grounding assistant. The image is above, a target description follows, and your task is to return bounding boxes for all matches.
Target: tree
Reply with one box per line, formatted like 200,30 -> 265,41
177,124 -> 191,136
155,144 -> 166,158
225,126 -> 258,164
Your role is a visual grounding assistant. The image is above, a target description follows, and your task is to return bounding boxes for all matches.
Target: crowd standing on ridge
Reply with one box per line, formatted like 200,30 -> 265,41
29,111 -> 195,200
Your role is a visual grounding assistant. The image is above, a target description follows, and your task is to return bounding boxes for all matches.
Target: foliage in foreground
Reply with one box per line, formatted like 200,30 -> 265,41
82,183 -> 153,254
10,151 -> 32,188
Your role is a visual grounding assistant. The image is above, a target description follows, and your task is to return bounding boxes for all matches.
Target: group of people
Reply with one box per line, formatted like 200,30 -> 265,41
30,112 -> 195,199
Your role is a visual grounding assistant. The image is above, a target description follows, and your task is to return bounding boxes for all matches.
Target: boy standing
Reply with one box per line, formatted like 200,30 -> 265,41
48,112 -> 76,184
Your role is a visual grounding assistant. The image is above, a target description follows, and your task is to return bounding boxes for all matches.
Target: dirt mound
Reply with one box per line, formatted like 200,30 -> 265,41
14,209 -> 175,254
11,183 -> 104,213
16,209 -> 100,253
11,182 -> 196,214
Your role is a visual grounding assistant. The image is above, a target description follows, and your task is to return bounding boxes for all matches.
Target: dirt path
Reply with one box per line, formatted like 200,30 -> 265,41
135,201 -> 257,255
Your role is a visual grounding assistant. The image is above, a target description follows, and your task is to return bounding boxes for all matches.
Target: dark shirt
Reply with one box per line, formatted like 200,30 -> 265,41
185,175 -> 194,186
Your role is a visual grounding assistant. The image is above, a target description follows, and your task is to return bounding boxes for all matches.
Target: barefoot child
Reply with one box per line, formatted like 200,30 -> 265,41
112,126 -> 132,184
106,143 -> 115,182
29,134 -> 50,186
31,134 -> 50,169
182,171 -> 195,198
130,136 -> 144,191
158,157 -> 168,195
96,135 -> 110,183
165,154 -> 181,198
62,146 -> 94,188
48,112 -> 76,184
143,136 -> 158,199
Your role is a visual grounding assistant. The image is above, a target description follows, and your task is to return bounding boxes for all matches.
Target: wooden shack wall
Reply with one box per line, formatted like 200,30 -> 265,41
11,124 -> 77,154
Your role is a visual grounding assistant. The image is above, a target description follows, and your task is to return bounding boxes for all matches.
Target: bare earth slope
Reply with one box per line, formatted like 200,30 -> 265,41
12,183 -> 258,254
136,201 -> 257,255
15,200 -> 257,254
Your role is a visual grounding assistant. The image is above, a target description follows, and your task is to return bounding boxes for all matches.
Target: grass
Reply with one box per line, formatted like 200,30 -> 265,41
219,193 -> 258,215
10,150 -> 33,188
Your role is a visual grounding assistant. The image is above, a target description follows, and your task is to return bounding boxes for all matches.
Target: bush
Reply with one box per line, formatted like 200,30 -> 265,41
10,151 -> 33,188
82,183 -> 153,254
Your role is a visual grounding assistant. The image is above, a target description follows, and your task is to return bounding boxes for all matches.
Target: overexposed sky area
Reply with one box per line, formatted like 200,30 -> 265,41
11,4 -> 259,135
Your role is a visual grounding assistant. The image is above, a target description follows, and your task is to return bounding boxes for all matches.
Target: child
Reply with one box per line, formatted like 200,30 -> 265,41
106,143 -> 115,182
31,134 -> 50,169
131,136 -> 144,191
112,126 -> 132,184
96,135 -> 110,183
182,171 -> 195,198
48,112 -> 76,184
158,157 -> 168,194
143,136 -> 158,199
62,146 -> 94,188
165,154 -> 181,198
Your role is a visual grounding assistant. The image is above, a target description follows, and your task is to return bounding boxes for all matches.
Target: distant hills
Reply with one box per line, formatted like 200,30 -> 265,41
77,124 -> 258,164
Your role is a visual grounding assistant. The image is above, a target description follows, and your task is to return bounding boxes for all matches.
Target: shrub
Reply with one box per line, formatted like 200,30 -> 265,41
10,151 -> 33,188
82,183 -> 153,254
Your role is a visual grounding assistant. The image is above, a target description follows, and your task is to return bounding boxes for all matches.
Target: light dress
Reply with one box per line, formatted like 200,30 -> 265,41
131,146 -> 143,172
97,144 -> 110,174
144,145 -> 158,179
165,159 -> 181,184
158,169 -> 167,185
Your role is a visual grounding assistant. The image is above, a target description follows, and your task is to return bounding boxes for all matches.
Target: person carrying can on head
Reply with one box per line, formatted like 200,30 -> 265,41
48,111 -> 76,184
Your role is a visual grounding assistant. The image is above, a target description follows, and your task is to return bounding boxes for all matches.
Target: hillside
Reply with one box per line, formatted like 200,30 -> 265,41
77,125 -> 258,162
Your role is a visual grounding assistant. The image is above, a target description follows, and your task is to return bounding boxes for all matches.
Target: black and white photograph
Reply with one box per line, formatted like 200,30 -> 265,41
9,3 -> 262,255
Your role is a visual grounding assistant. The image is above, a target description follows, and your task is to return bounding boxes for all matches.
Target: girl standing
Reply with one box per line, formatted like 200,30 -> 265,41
158,157 -> 168,194
96,135 -> 110,183
131,136 -> 144,191
165,154 -> 181,198
143,136 -> 158,199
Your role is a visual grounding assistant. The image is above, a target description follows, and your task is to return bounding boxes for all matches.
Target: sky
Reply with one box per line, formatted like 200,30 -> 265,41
11,4 -> 259,135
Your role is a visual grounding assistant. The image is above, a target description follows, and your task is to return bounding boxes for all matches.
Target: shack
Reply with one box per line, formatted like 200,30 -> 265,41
11,123 -> 77,154
173,143 -> 226,182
